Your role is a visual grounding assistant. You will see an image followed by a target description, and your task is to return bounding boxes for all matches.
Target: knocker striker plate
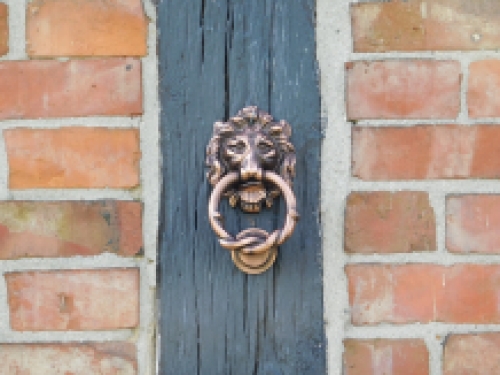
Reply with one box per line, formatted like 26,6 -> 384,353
231,229 -> 278,275
206,106 -> 299,274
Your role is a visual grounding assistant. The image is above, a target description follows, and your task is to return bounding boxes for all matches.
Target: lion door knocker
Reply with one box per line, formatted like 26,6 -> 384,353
206,106 -> 299,274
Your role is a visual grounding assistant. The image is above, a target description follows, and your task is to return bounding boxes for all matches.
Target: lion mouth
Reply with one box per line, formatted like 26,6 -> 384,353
238,182 -> 267,213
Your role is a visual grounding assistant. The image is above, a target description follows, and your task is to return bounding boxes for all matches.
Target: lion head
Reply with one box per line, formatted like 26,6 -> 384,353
206,106 -> 296,213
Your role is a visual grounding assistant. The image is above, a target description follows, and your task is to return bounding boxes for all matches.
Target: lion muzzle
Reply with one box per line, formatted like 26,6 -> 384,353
240,150 -> 263,181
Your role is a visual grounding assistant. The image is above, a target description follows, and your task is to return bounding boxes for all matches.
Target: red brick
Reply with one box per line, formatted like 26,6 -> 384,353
469,60 -> 500,118
0,59 -> 142,120
0,3 -> 7,56
447,195 -> 500,254
352,0 -> 500,52
347,264 -> 500,325
444,334 -> 500,375
353,125 -> 500,180
345,192 -> 436,254
0,201 -> 142,259
6,269 -> 139,330
5,128 -> 140,189
346,61 -> 461,120
27,0 -> 148,57
344,339 -> 429,375
0,342 -> 136,374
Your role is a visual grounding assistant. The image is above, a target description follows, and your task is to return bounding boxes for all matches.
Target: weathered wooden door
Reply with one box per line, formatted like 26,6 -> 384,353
158,0 -> 324,373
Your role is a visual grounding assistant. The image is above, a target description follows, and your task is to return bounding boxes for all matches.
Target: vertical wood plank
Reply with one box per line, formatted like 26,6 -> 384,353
158,0 -> 324,373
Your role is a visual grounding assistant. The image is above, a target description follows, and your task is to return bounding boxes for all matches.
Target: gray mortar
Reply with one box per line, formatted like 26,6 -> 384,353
0,1 -> 159,375
318,1 -> 500,375
317,1 -> 351,373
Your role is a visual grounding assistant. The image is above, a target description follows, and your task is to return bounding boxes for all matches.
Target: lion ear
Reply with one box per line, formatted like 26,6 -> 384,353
206,135 -> 226,186
279,120 -> 292,138
206,149 -> 225,186
280,152 -> 296,187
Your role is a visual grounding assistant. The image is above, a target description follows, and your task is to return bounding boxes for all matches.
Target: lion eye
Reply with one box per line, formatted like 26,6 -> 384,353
257,141 -> 273,154
227,141 -> 246,154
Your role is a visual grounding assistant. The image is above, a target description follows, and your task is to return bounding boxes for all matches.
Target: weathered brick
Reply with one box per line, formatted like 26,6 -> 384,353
469,60 -> 500,118
353,125 -> 500,180
352,0 -> 500,52
346,60 -> 461,120
0,3 -> 7,56
347,264 -> 500,325
0,342 -> 136,374
447,195 -> 500,254
0,59 -> 142,120
344,339 -> 429,375
345,192 -> 436,254
27,0 -> 148,57
6,269 -> 139,330
444,334 -> 500,375
0,201 -> 142,259
5,128 -> 140,189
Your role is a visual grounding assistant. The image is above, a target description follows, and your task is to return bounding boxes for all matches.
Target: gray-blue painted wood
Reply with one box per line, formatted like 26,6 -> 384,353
158,0 -> 325,373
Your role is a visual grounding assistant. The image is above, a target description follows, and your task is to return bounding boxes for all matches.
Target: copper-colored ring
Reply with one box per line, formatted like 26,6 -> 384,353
208,171 -> 299,255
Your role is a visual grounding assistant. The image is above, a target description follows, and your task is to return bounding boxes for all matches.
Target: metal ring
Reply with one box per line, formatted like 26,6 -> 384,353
208,171 -> 299,255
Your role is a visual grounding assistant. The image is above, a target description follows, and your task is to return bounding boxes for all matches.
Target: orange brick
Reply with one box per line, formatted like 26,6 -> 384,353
469,60 -> 500,118
345,192 -> 436,254
0,59 -> 142,120
352,0 -> 500,52
0,3 -> 7,56
27,0 -> 148,57
5,128 -> 140,189
0,201 -> 142,259
444,334 -> 500,375
346,60 -> 461,120
447,195 -> 500,254
353,125 -> 500,180
344,339 -> 429,375
0,343 -> 136,374
347,264 -> 500,325
6,269 -> 139,330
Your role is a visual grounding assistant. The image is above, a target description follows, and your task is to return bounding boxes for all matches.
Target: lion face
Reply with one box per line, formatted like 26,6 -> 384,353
222,131 -> 278,180
206,106 -> 295,213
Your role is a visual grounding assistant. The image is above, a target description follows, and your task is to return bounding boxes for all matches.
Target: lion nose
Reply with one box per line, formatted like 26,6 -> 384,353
240,152 -> 262,180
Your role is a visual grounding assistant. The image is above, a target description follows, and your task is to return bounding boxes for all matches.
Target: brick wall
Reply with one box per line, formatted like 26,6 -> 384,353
319,0 -> 500,374
0,1 -> 158,374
